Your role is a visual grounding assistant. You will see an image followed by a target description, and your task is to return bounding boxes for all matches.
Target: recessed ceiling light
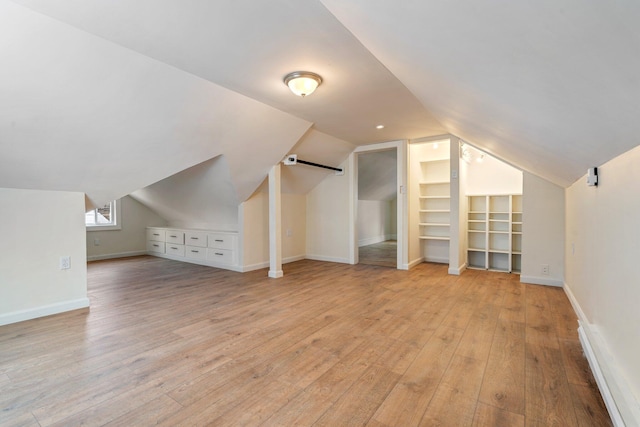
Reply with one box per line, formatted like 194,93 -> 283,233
376,125 -> 384,129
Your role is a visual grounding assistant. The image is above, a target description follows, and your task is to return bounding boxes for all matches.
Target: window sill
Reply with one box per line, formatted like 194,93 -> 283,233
86,224 -> 122,232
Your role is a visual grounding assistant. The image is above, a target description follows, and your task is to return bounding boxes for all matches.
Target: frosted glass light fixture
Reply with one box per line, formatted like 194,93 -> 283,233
284,71 -> 322,97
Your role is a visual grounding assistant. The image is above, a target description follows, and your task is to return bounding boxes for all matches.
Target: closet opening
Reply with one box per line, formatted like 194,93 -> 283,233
356,149 -> 398,268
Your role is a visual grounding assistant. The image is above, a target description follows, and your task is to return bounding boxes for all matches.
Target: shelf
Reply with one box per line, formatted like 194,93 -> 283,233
419,209 -> 450,213
512,251 -> 522,255
488,249 -> 509,254
489,211 -> 509,214
468,220 -> 485,222
512,231 -> 522,235
419,195 -> 450,199
419,222 -> 449,227
419,180 -> 450,185
468,230 -> 484,233
468,247 -> 485,252
489,231 -> 509,234
489,219 -> 509,222
419,236 -> 450,241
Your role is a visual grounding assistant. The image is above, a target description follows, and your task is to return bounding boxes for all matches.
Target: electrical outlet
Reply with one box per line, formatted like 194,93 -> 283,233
286,229 -> 292,237
60,256 -> 71,270
94,238 -> 100,246
541,264 -> 549,275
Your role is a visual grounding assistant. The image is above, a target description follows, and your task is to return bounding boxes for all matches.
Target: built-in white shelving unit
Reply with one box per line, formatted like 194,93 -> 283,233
467,194 -> 522,273
418,158 -> 451,263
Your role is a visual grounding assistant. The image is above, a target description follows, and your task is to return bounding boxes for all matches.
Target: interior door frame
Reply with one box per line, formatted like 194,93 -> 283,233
349,140 -> 408,269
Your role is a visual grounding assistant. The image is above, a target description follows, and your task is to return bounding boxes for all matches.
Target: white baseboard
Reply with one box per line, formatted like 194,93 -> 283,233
519,275 -> 563,287
87,250 -> 146,261
240,255 -> 306,272
358,235 -> 386,247
405,257 -> 424,270
564,283 -> 637,427
449,262 -> 467,275
305,254 -> 351,264
0,298 -> 90,326
424,256 -> 449,264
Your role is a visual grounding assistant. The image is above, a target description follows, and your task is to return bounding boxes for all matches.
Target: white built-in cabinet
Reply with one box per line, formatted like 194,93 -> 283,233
418,159 -> 451,263
147,227 -> 238,270
467,194 -> 522,273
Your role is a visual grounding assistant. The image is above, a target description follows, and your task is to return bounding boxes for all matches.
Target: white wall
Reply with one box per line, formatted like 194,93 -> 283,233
357,199 -> 395,246
87,196 -> 167,261
306,159 -> 351,263
239,190 -> 307,271
465,146 -> 523,195
565,145 -> 640,425
521,172 -> 564,286
0,188 -> 89,325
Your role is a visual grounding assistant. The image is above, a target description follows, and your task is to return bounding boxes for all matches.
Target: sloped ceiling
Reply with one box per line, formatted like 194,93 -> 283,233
320,0 -> 640,186
3,0 -> 639,200
129,156 -> 239,230
0,1 -> 311,207
358,150 -> 397,201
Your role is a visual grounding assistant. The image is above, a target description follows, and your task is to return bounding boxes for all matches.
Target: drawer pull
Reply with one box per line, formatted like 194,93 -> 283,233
170,235 -> 177,238
215,252 -> 223,256
191,250 -> 199,253
171,247 -> 177,250
153,244 -> 159,247
215,239 -> 224,242
153,233 -> 160,236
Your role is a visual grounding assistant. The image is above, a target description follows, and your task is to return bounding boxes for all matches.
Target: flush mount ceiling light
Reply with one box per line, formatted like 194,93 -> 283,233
376,124 -> 385,129
283,71 -> 322,97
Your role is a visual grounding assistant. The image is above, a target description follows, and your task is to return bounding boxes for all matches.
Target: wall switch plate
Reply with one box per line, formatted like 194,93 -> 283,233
94,238 -> 100,246
451,170 -> 458,179
60,256 -> 71,270
286,229 -> 292,237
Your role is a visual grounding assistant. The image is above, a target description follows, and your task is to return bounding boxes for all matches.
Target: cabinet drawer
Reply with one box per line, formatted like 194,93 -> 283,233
147,229 -> 166,242
207,248 -> 234,265
147,241 -> 165,254
166,244 -> 185,257
208,233 -> 235,250
165,230 -> 185,245
185,245 -> 207,260
185,231 -> 207,248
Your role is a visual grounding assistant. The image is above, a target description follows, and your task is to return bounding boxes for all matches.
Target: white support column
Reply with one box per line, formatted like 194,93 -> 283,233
268,163 -> 283,278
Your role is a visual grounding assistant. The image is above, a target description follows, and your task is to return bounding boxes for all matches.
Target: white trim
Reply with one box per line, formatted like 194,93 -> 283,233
358,235 -> 388,247
564,283 -> 636,427
448,262 -> 467,275
87,250 -> 146,261
268,270 -> 283,278
0,298 -> 90,326
519,275 -> 563,287
406,257 -> 424,270
424,256 -> 449,264
240,255 -> 306,272
305,254 -> 351,264
351,140 -> 408,270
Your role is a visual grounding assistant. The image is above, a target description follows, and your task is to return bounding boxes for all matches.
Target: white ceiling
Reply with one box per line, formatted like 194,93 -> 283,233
3,0 -> 640,198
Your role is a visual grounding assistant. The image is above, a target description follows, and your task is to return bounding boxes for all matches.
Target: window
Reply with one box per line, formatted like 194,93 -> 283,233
86,200 -> 121,230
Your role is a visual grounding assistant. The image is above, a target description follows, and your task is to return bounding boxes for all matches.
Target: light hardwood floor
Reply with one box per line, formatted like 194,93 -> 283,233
0,257 -> 611,426
358,241 -> 397,268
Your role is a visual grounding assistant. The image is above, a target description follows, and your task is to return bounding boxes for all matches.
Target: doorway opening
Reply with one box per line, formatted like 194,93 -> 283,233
357,149 -> 397,267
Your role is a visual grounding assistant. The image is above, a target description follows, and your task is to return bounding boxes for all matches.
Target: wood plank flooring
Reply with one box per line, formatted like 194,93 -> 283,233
0,256 -> 611,426
358,240 -> 396,268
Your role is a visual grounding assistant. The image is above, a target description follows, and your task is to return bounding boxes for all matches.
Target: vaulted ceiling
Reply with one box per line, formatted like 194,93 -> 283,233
2,0 -> 639,207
